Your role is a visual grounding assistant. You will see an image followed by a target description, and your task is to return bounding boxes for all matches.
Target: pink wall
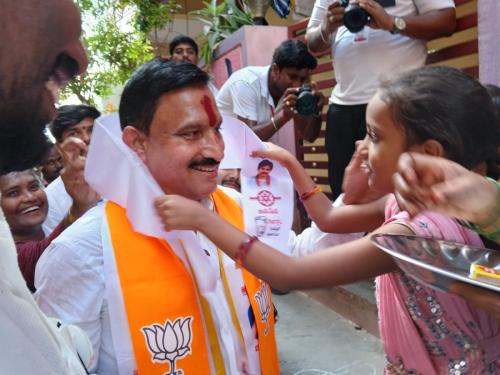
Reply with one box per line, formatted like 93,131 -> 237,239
212,26 -> 297,155
211,46 -> 243,89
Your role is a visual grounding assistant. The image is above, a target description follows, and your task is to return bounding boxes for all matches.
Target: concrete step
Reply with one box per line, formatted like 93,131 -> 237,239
303,280 -> 379,337
274,291 -> 385,374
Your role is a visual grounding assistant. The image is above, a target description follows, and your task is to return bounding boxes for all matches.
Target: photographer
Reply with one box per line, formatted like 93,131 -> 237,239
306,0 -> 456,199
217,39 -> 324,142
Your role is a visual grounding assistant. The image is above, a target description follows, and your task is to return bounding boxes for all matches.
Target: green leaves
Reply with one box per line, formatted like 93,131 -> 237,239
190,0 -> 254,66
63,0 -> 180,108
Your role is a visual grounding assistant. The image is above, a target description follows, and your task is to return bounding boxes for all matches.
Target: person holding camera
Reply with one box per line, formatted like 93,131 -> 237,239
217,39 -> 325,143
306,0 -> 456,199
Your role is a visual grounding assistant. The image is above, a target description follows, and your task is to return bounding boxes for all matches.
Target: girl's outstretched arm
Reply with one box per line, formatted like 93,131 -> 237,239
253,143 -> 385,233
155,195 -> 407,291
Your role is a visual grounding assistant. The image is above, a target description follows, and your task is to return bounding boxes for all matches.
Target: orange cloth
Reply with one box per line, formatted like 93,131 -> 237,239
105,188 -> 279,374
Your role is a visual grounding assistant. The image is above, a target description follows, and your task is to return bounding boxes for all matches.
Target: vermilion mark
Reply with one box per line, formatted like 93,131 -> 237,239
201,95 -> 217,127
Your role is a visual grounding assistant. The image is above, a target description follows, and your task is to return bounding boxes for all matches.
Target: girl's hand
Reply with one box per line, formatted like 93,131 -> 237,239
251,142 -> 294,167
154,195 -> 209,232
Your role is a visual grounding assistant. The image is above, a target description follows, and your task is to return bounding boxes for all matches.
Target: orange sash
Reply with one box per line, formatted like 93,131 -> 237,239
212,190 -> 280,375
105,188 -> 279,374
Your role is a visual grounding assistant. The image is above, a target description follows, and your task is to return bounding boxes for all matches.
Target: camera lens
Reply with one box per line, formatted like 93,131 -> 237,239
343,3 -> 369,33
296,86 -> 319,117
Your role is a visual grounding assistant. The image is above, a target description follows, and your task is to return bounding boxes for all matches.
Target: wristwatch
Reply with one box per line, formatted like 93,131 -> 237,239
391,16 -> 406,34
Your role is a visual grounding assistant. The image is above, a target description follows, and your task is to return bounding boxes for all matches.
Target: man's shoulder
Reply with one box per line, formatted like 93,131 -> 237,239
228,65 -> 269,85
49,203 -> 105,256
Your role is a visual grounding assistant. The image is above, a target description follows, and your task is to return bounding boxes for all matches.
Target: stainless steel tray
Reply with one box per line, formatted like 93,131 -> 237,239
371,233 -> 500,293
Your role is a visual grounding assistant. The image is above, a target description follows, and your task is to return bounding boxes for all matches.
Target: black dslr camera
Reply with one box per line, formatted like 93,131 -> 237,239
339,0 -> 395,33
295,84 -> 319,117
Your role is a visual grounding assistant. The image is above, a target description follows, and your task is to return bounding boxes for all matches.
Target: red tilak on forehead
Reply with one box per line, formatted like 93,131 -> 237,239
201,95 -> 217,127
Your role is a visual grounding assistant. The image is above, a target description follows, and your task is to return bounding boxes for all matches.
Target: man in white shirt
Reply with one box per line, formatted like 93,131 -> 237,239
169,34 -> 219,96
217,39 -> 324,143
36,59 -> 281,375
306,0 -> 456,199
0,0 -> 92,373
43,105 -> 101,234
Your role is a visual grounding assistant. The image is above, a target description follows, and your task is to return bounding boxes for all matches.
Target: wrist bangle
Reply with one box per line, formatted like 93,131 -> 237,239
271,116 -> 278,131
235,235 -> 258,268
300,185 -> 322,202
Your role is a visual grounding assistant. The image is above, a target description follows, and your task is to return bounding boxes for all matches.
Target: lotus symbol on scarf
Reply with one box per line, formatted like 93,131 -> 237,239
141,317 -> 193,375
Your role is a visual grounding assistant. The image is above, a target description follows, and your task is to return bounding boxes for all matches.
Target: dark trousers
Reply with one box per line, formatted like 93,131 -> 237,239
325,103 -> 367,199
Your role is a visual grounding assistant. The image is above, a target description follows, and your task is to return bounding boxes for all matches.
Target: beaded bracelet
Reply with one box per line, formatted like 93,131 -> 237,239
235,235 -> 258,267
300,185 -> 322,202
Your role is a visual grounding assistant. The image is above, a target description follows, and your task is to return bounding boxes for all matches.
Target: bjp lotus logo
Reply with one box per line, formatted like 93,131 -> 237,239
141,317 -> 193,375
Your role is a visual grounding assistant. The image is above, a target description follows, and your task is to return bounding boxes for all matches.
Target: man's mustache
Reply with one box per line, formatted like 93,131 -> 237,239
189,158 -> 220,168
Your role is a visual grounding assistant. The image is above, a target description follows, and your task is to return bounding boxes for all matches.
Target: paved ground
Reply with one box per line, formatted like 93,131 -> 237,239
274,291 -> 386,375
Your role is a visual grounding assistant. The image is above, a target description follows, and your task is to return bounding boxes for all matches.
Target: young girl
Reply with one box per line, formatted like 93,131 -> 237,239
155,66 -> 500,373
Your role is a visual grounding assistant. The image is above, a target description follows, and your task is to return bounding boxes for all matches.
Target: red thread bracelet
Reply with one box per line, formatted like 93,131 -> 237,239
300,185 -> 322,202
235,236 -> 258,267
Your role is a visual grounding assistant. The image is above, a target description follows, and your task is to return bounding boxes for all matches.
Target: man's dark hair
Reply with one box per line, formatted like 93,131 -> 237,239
169,35 -> 199,56
119,59 -> 209,134
272,39 -> 317,71
379,66 -> 499,170
49,105 -> 101,142
258,159 -> 274,170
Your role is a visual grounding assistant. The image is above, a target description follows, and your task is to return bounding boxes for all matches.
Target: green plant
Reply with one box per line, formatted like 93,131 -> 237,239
190,0 -> 254,66
63,0 -> 180,107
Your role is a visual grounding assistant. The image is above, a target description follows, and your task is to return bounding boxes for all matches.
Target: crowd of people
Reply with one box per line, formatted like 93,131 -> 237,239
0,0 -> 499,374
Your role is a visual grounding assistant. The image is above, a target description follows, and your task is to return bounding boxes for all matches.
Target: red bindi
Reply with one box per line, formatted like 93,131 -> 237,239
201,95 -> 217,127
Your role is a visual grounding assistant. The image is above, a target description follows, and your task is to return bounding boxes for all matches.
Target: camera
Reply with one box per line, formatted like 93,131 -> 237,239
295,84 -> 319,117
339,0 -> 369,33
339,0 -> 395,33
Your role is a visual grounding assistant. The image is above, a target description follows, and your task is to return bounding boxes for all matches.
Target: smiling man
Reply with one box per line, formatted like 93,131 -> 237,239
0,0 -> 91,373
35,59 -> 280,375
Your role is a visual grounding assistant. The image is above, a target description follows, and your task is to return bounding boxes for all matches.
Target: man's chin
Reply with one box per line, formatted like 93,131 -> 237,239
0,126 -> 52,174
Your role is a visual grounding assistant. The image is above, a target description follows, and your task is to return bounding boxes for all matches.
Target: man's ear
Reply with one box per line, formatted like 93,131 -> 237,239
270,63 -> 279,78
410,139 -> 445,158
122,126 -> 147,162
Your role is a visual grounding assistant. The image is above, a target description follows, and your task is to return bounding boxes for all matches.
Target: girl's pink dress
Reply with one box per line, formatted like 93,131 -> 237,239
378,195 -> 499,374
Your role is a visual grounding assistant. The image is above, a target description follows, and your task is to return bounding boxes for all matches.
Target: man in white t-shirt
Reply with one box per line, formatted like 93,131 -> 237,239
306,0 -> 456,199
0,0 -> 93,373
217,39 -> 325,143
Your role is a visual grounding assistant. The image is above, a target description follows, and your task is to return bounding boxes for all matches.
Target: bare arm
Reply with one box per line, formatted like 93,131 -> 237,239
155,194 -> 405,291
358,0 -> 456,40
58,137 -> 100,225
253,143 -> 386,233
306,2 -> 344,53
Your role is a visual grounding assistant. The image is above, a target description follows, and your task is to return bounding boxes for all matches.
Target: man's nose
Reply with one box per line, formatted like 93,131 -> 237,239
82,130 -> 92,145
203,133 -> 224,159
21,190 -> 37,203
66,39 -> 89,77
